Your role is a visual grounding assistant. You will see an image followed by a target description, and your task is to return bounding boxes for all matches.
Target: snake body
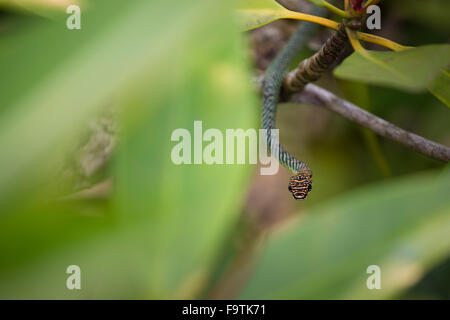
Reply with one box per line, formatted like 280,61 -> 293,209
262,6 -> 348,200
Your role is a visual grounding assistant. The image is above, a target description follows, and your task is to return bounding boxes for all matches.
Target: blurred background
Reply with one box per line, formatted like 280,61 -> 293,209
0,0 -> 448,299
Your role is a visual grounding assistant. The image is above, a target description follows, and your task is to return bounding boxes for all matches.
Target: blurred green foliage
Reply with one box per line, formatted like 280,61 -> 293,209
239,170 -> 450,299
0,0 -> 448,299
0,0 -> 256,298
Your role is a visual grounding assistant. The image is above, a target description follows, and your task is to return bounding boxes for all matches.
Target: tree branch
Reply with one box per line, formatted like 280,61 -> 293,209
286,83 -> 450,162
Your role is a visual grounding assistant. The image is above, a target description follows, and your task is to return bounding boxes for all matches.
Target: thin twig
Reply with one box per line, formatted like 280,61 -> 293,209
255,75 -> 450,162
287,84 -> 450,162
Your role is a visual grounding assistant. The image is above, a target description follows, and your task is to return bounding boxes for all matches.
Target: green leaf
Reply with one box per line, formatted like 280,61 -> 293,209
428,70 -> 450,107
239,170 -> 450,299
334,44 -> 450,106
236,0 -> 291,30
236,0 -> 339,31
0,0 -> 163,205
0,0 -> 257,299
112,24 -> 257,298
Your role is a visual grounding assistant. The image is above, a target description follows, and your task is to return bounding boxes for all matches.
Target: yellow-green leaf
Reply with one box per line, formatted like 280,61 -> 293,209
236,0 -> 292,30
236,0 -> 339,31
237,9 -> 289,31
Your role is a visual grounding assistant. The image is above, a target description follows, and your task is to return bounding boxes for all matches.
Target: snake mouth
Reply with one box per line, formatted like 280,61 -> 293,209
288,171 -> 312,200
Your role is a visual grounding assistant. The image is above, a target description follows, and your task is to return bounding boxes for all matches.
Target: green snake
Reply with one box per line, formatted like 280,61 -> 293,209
262,5 -> 348,200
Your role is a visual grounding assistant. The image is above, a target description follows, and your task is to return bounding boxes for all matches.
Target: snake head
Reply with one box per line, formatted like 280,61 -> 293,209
288,170 -> 312,200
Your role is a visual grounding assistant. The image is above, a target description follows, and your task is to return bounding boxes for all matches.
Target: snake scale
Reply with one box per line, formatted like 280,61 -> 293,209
262,5 -> 349,200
